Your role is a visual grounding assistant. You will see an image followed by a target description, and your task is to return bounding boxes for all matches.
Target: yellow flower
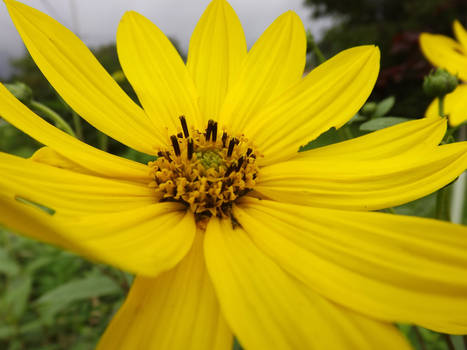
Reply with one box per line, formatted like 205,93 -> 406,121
420,20 -> 467,126
1,0 -> 467,349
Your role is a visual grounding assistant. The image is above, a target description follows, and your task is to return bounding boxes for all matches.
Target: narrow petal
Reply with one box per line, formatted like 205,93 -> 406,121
31,147 -> 95,175
426,85 -> 467,126
235,198 -> 467,334
0,152 -> 154,216
187,0 -> 246,124
0,82 -> 149,182
204,218 -> 412,350
97,234 -> 232,350
117,11 -> 202,133
4,0 -> 163,153
453,20 -> 467,51
296,117 -> 446,161
59,205 -> 196,276
219,11 -> 306,134
0,192 -> 75,249
245,46 -> 380,165
255,142 -> 467,210
420,32 -> 467,81
1,181 -> 196,276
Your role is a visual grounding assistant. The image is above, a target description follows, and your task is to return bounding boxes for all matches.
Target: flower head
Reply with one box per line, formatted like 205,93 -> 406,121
1,1 -> 467,349
420,20 -> 467,125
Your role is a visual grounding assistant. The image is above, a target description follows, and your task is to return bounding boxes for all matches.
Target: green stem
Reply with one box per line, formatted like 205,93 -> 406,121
71,111 -> 83,140
450,126 -> 466,224
308,32 -> 326,64
444,334 -> 455,350
30,100 -> 76,137
436,186 -> 451,221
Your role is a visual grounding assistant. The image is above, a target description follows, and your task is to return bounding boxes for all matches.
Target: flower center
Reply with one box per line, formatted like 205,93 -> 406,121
148,116 -> 260,223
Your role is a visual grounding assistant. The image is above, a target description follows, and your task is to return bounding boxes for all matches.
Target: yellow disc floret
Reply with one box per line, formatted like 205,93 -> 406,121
148,117 -> 259,221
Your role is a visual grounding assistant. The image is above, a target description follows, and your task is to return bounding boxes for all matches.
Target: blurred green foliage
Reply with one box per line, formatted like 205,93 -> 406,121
304,0 -> 467,118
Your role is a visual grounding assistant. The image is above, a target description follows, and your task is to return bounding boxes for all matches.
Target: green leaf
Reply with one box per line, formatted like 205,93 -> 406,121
1,273 -> 32,320
0,248 -> 19,276
0,325 -> 16,340
373,96 -> 395,118
360,117 -> 410,131
35,275 -> 121,319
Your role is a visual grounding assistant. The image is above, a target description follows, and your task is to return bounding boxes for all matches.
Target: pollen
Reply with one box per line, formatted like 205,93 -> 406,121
148,116 -> 260,223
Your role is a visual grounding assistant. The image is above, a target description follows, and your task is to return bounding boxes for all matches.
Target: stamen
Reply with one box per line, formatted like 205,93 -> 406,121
224,164 -> 235,177
212,122 -> 218,142
236,156 -> 244,171
227,138 -> 236,157
149,124 -> 260,221
187,139 -> 194,160
205,120 -> 214,141
170,135 -> 181,156
179,115 -> 189,138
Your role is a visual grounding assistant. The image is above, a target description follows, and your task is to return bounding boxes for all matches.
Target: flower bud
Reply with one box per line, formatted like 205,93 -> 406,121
423,68 -> 458,97
4,82 -> 33,104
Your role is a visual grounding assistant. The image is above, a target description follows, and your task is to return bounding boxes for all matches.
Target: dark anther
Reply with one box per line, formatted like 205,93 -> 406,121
177,132 -> 183,138
179,116 -> 189,138
234,138 -> 240,145
246,148 -> 252,156
187,139 -> 194,160
157,151 -> 164,157
165,151 -> 172,162
236,156 -> 244,171
227,138 -> 236,157
224,164 -> 235,177
222,132 -> 228,147
211,121 -> 218,141
170,135 -> 181,156
205,120 -> 214,141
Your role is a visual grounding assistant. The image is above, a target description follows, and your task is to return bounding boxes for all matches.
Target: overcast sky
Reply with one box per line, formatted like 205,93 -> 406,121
0,0 -> 332,78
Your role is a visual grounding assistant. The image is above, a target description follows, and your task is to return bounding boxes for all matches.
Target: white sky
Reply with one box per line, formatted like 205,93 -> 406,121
0,0 -> 333,78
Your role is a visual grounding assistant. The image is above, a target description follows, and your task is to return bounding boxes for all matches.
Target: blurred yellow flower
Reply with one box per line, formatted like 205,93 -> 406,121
420,20 -> 467,126
1,0 -> 467,349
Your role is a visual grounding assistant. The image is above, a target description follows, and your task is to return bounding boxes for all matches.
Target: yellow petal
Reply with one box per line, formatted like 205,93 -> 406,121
0,83 -> 149,182
204,218 -> 412,349
255,142 -> 467,210
187,0 -> 246,124
0,192 -> 75,249
97,233 -> 232,350
59,205 -> 196,276
453,20 -> 467,51
426,85 -> 467,126
420,32 -> 467,81
0,152 -> 154,216
246,46 -> 380,165
1,180 -> 195,276
4,0 -> 162,153
117,11 -> 202,134
219,11 -> 306,134
31,147 -> 94,175
235,198 -> 467,334
297,117 -> 446,161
